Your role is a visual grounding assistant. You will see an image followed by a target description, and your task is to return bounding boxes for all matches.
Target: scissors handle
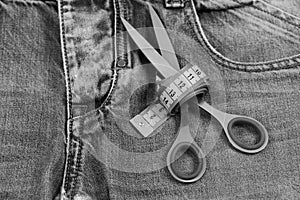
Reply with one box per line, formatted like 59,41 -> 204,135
226,116 -> 268,153
166,101 -> 207,183
167,141 -> 206,183
198,101 -> 268,154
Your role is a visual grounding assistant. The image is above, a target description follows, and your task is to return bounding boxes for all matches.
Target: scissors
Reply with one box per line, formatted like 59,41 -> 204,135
121,4 -> 269,183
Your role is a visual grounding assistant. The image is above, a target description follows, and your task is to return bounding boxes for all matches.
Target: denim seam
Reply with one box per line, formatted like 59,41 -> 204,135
63,135 -> 84,200
114,0 -> 132,69
204,0 -> 300,27
58,0 -> 72,198
245,0 -> 300,28
58,0 -> 85,199
1,0 -> 57,6
189,0 -> 300,72
97,0 -> 132,112
58,0 -> 132,198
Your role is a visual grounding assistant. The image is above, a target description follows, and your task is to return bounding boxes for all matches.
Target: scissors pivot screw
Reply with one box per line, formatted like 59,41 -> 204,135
138,122 -> 144,126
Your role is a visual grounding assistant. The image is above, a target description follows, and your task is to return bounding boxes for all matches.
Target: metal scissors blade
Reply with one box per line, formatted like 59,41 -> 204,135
120,17 -> 178,78
148,4 -> 180,70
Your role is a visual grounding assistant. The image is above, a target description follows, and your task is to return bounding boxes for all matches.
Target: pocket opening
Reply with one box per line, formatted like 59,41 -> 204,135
190,0 -> 300,72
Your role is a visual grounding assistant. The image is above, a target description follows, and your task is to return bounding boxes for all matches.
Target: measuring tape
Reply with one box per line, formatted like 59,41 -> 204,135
130,64 -> 209,137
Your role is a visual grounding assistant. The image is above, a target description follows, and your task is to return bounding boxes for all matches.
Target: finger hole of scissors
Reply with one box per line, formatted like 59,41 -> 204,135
168,142 -> 206,183
227,117 -> 267,152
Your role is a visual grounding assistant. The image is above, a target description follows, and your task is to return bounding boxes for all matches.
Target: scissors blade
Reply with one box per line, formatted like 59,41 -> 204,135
148,4 -> 180,71
121,17 -> 177,78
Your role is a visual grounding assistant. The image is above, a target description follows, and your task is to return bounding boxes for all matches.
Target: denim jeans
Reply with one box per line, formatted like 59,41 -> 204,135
0,0 -> 65,199
2,0 -> 300,199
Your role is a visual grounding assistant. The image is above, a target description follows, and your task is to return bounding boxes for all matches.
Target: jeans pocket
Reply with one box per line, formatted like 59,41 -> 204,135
190,0 -> 300,71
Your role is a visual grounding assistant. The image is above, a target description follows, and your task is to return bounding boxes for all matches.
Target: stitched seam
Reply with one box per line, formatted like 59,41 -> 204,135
1,0 -> 57,6
194,21 -> 300,72
98,0 -> 131,110
58,0 -> 85,199
68,138 -> 84,200
97,0 -> 121,109
234,0 -> 300,28
254,0 -> 300,27
189,0 -> 300,72
252,6 -> 299,28
251,6 -> 299,27
58,0 -> 72,199
63,136 -> 84,200
116,0 -> 131,68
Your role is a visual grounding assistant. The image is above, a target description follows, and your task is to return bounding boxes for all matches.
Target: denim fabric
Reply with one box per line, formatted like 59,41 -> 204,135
58,0 -> 300,199
0,0 -> 65,199
2,0 -> 300,199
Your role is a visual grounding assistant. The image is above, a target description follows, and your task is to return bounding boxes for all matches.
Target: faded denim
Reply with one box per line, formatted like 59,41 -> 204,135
0,0 -> 65,199
1,0 -> 300,199
58,0 -> 300,199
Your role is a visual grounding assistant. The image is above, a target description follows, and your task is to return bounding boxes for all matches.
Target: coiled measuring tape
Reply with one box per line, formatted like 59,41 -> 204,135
130,64 -> 209,137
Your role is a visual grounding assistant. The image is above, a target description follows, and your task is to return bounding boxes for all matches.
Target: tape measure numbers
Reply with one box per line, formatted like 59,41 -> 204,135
130,64 -> 208,137
130,102 -> 169,137
159,65 -> 208,112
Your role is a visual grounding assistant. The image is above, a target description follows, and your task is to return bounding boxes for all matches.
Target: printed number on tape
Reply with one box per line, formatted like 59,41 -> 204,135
130,65 -> 208,137
159,65 -> 208,112
130,103 -> 168,137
